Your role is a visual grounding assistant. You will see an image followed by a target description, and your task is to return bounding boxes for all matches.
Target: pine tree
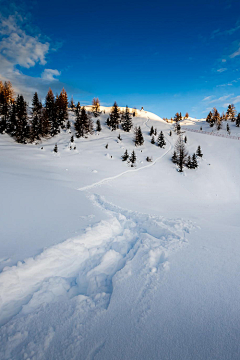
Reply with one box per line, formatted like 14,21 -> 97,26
121,149 -> 129,161
184,135 -> 187,143
45,89 -> 58,136
30,92 -> 42,142
121,106 -> 133,132
176,123 -> 181,134
157,131 -> 166,148
66,120 -> 71,130
134,126 -> 144,146
191,153 -> 198,169
129,150 -> 136,166
55,88 -> 68,129
74,106 -> 92,137
169,130 -> 172,136
109,101 -> 120,130
211,108 -> 220,128
196,145 -> 203,157
0,81 -> 14,133
154,128 -> 157,136
71,135 -> 74,143
15,95 -> 29,143
8,101 -> 17,135
53,143 -> 58,153
117,133 -> 122,141
149,126 -> 154,136
151,135 -> 155,144
96,119 -> 102,132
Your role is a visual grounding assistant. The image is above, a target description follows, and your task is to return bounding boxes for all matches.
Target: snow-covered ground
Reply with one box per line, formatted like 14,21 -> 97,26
0,108 -> 240,359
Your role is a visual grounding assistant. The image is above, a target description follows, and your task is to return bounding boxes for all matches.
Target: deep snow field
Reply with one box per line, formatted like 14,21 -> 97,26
0,107 -> 240,360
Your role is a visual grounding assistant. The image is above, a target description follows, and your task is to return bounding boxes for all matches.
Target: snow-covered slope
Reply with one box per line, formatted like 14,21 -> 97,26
0,108 -> 240,359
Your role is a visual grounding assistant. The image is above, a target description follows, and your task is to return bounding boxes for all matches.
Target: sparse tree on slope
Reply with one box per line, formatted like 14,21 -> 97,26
122,106 -> 133,132
157,131 -> 166,148
226,104 -> 236,121
174,135 -> 188,172
109,101 -> 120,130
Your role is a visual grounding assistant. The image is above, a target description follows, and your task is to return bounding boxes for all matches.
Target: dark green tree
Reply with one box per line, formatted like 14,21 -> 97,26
122,106 -> 133,132
157,131 -> 166,148
121,149 -> 129,161
109,101 -> 120,130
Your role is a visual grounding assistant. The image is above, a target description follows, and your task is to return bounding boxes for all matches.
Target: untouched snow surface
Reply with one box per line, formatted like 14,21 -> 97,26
0,108 -> 240,359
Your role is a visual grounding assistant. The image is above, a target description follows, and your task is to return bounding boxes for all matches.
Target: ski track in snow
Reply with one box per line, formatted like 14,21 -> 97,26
0,194 -> 193,360
78,117 -> 173,191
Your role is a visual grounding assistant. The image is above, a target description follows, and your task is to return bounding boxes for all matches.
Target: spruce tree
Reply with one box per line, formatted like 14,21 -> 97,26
186,155 -> 192,169
226,123 -> 230,135
109,101 -> 120,130
172,151 -> 178,164
53,143 -> 58,153
55,88 -> 68,129
129,150 -> 136,166
169,130 -> 172,136
0,81 -> 14,133
149,126 -> 154,136
121,149 -> 129,161
196,145 -> 203,157
151,135 -> 155,144
30,92 -> 42,142
117,133 -> 122,141
96,119 -> 102,132
134,126 -> 144,146
206,111 -> 213,124
184,136 -> 187,143
121,106 -> 133,132
211,108 -> 220,128
70,96 -> 75,111
8,101 -> 17,135
75,106 -> 90,137
157,131 -> 166,148
15,95 -> 29,143
191,153 -> 198,169
45,89 -> 58,136
154,128 -> 157,136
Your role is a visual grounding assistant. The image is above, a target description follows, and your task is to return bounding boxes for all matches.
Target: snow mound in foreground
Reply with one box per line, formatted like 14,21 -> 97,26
0,195 -> 193,338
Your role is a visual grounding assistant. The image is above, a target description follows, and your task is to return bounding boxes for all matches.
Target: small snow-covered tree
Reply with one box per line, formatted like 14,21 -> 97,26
196,145 -> 203,157
174,135 -> 188,172
121,149 -> 129,161
149,126 -> 154,136
96,119 -> 102,132
121,106 -> 133,132
134,126 -> 144,146
92,97 -> 100,117
151,135 -> 155,144
157,131 -> 166,148
129,150 -> 136,166
226,104 -> 236,121
191,153 -> 198,169
109,101 -> 120,130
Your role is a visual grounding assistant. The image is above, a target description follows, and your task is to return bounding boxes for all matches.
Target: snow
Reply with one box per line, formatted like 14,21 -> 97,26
0,107 -> 240,359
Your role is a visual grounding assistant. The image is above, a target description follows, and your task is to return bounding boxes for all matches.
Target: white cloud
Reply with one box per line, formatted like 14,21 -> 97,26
217,68 -> 227,73
41,69 -> 61,81
203,96 -> 212,101
230,46 -> 240,58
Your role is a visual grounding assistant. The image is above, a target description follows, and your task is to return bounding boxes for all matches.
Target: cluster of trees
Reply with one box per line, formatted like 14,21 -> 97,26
121,149 -> 137,167
172,136 -> 202,172
206,104 -> 240,129
74,104 -> 94,138
134,126 -> 144,146
0,82 -> 69,143
106,103 -> 133,132
150,131 -> 166,148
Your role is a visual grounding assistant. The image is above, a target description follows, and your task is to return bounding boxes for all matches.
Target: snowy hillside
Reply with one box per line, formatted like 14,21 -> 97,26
1,107 -> 240,360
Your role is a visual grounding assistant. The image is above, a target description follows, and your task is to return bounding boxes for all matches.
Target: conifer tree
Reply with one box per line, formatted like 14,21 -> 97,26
169,130 -> 172,136
211,108 -> 220,128
70,96 -> 75,111
191,153 -> 198,169
0,81 -> 14,133
55,88 -> 68,129
121,106 -> 133,132
8,101 -> 17,135
134,126 -> 144,146
15,95 -> 29,143
157,131 -> 166,148
172,150 -> 178,164
206,111 -> 213,124
66,120 -> 71,130
74,106 -> 93,137
151,135 -> 155,144
96,119 -> 102,132
117,133 -> 122,141
129,150 -> 136,166
53,143 -> 58,153
121,149 -> 129,161
149,126 -> 154,136
45,89 -> 58,136
184,135 -> 187,143
154,128 -> 157,136
196,146 -> 203,157
109,101 -> 120,130
30,92 -> 42,142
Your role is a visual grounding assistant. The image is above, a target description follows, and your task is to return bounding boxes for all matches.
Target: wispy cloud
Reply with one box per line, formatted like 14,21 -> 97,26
211,20 -> 240,39
41,69 -> 61,81
217,68 -> 227,73
203,96 -> 212,101
230,45 -> 240,58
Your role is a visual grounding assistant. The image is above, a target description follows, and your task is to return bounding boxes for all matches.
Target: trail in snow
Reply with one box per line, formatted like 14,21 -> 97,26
185,128 -> 240,140
78,117 -> 173,191
0,194 -> 192,331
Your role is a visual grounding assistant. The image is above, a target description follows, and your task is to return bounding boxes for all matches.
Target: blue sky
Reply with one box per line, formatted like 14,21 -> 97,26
0,0 -> 240,117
